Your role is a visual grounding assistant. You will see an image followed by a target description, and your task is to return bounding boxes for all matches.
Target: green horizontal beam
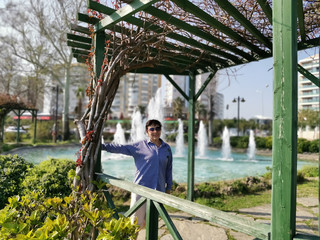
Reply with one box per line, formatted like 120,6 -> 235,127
144,6 -> 255,62
298,37 -> 320,50
297,64 -> 320,87
70,23 -> 91,35
95,0 -> 158,32
171,0 -> 270,58
97,173 -> 270,240
88,1 -> 235,65
77,12 -> 100,25
72,48 -> 90,56
67,40 -> 91,50
67,33 -> 92,44
214,0 -> 272,50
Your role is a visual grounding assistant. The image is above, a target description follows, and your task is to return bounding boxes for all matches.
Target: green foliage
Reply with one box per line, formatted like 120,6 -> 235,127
263,166 -> 272,180
22,158 -> 75,198
255,136 -> 266,149
30,121 -> 53,142
299,166 -> 319,177
0,191 -> 138,240
309,140 -> 319,153
230,136 -> 248,149
297,138 -> 311,153
265,136 -> 272,149
0,155 -> 33,209
212,137 -> 222,147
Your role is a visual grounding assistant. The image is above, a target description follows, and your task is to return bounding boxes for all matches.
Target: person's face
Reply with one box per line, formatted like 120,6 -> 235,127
146,124 -> 161,141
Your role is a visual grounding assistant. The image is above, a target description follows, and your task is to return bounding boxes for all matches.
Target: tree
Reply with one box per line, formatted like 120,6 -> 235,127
1,0 -> 87,140
172,97 -> 185,119
298,109 -> 319,130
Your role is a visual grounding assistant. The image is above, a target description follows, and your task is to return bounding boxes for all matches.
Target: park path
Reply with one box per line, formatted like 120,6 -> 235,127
137,197 -> 319,240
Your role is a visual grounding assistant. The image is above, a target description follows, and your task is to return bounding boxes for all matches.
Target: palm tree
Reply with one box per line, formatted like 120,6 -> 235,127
172,97 -> 184,119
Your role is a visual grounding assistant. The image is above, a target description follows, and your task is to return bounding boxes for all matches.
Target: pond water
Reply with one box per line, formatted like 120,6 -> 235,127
5,144 -> 316,183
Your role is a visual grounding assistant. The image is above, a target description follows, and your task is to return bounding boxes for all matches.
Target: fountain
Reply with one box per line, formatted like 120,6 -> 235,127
197,121 -> 208,158
247,130 -> 256,160
113,123 -> 126,144
221,126 -> 233,160
130,109 -> 145,143
147,87 -> 165,139
174,119 -> 185,157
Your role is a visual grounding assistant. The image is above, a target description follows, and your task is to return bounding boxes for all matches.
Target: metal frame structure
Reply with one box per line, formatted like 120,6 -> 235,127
67,0 -> 320,239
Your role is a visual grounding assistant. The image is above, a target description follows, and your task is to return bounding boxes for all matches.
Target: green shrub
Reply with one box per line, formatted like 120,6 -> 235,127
299,165 -> 318,177
22,158 -> 75,198
0,190 -> 138,239
0,155 -> 33,209
265,136 -> 272,149
309,140 -> 319,153
166,133 -> 177,142
297,138 -> 310,153
230,136 -> 248,149
255,137 -> 267,149
263,166 -> 272,180
212,137 -> 222,147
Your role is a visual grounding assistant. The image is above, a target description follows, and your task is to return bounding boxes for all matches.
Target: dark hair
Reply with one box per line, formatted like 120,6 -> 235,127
145,119 -> 162,131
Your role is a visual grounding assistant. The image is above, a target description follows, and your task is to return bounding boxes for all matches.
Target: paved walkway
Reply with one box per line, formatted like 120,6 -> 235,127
137,197 -> 319,240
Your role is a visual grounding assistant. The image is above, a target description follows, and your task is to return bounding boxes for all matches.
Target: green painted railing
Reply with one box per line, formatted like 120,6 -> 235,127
96,173 -> 270,240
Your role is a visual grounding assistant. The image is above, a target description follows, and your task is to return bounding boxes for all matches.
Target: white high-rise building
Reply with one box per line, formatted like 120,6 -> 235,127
298,54 -> 319,111
110,73 -> 161,118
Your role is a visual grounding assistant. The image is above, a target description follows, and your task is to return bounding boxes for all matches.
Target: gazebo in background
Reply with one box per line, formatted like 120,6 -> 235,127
0,94 -> 38,144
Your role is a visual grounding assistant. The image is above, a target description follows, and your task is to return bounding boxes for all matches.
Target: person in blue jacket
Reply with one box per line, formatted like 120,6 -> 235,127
102,119 -> 173,227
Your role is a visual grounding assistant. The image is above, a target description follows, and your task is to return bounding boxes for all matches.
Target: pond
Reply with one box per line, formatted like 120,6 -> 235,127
5,144 -> 316,183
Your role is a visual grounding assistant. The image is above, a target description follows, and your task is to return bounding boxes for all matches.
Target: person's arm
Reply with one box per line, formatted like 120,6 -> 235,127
165,147 -> 173,193
101,142 -> 133,156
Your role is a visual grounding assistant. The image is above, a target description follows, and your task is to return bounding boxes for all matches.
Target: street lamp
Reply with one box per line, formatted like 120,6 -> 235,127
232,96 -> 245,136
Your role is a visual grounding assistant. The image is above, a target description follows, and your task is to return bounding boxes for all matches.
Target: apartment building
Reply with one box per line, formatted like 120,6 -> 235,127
298,54 -> 319,111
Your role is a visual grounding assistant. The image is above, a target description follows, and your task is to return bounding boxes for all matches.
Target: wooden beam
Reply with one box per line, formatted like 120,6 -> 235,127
171,0 -> 270,58
145,6 -> 256,62
95,0 -> 159,32
97,173 -> 270,239
214,0 -> 272,50
272,0 -> 298,238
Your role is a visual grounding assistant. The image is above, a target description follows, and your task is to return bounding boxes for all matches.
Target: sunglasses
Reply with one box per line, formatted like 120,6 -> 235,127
148,127 -> 161,132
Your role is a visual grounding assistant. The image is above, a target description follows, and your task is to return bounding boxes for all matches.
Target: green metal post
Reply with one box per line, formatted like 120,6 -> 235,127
33,110 -> 37,144
145,199 -> 158,240
272,1 -> 298,239
16,109 -> 21,143
318,46 -> 320,236
187,71 -> 196,201
94,31 -> 106,174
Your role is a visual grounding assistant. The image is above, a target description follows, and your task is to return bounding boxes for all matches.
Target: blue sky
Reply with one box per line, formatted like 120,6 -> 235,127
217,47 -> 319,120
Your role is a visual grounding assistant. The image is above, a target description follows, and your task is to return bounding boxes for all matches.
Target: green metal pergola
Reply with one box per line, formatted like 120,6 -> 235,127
0,100 -> 38,144
68,0 -> 320,239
